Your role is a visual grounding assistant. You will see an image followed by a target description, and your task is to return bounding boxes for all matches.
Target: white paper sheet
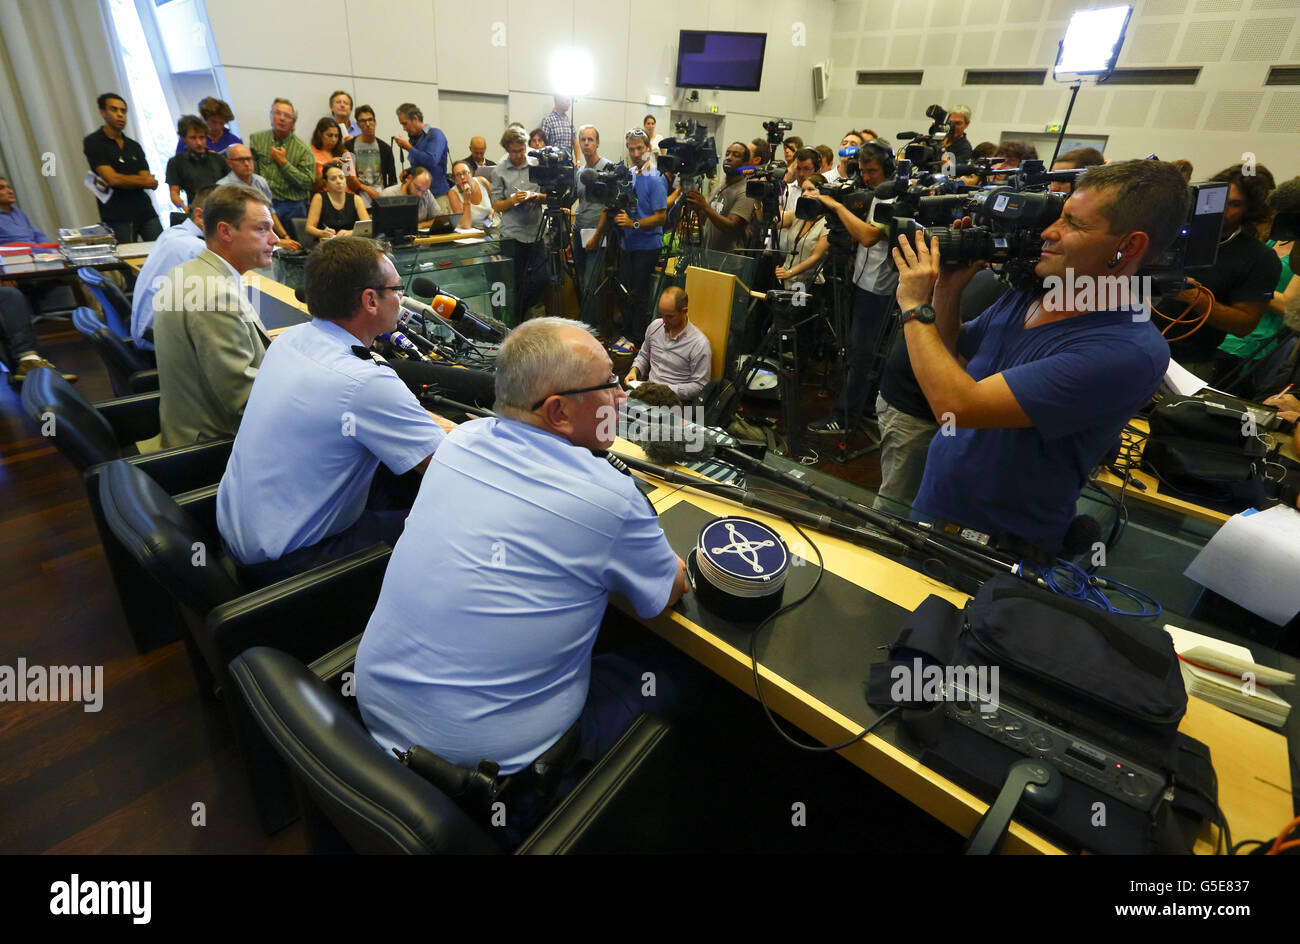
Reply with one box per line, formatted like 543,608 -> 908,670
1185,505 -> 1300,624
1163,358 -> 1207,397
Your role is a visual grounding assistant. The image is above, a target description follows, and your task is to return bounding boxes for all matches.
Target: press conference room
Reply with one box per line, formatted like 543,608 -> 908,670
1,0 -> 1298,890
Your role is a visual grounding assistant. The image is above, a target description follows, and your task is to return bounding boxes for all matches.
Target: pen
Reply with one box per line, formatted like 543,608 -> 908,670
1277,384 -> 1293,399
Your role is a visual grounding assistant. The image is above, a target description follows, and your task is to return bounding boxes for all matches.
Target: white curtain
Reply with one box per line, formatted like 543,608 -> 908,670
0,0 -> 129,238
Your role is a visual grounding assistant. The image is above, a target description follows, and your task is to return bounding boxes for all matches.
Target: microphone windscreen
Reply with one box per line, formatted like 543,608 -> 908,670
838,145 -> 859,158
580,169 -> 598,186
430,295 -> 458,318
1062,515 -> 1103,557
410,276 -> 439,297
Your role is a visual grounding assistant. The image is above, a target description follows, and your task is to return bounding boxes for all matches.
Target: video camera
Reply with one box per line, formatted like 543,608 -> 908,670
658,119 -> 719,189
870,162 -> 1070,288
762,118 -> 792,147
896,103 -> 956,172
527,146 -> 576,208
745,117 -> 797,205
793,175 -> 875,256
579,162 -> 638,214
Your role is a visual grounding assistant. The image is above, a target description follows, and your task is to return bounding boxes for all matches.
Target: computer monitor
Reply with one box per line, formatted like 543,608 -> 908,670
372,195 -> 420,242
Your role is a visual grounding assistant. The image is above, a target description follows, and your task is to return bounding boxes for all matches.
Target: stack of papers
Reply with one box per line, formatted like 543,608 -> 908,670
1165,626 -> 1293,726
60,224 -> 117,267
0,246 -> 35,273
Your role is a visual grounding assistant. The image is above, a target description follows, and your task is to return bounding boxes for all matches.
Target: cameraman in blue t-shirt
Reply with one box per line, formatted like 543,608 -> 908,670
891,161 -> 1189,554
588,130 -> 667,349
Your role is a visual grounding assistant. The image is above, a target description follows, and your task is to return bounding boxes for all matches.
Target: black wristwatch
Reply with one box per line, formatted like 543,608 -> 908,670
899,303 -> 936,326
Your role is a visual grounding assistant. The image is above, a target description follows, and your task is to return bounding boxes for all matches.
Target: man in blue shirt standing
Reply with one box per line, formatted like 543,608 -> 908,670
130,186 -> 210,350
394,103 -> 450,214
588,130 -> 667,349
217,236 -> 452,583
356,317 -> 691,837
892,160 -> 1187,554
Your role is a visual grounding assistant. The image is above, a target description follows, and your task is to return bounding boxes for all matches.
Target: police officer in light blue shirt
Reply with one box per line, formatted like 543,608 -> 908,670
217,236 -> 450,583
356,317 -> 690,790
130,192 -> 209,350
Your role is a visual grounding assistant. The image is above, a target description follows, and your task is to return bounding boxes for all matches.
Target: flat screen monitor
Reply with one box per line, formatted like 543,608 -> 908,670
372,195 -> 420,242
676,30 -> 767,92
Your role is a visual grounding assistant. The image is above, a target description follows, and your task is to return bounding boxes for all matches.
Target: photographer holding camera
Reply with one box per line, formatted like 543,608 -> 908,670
891,161 -> 1187,554
491,127 -> 548,318
585,130 -> 667,347
805,141 -> 898,435
684,142 -> 758,255
571,124 -> 611,293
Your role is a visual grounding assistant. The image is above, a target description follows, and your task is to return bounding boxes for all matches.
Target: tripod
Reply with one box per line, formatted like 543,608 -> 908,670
579,220 -> 633,341
533,201 -> 575,316
735,293 -> 829,459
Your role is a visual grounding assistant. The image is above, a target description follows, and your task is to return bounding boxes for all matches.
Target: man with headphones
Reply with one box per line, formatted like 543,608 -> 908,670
891,160 -> 1186,555
806,139 -> 900,435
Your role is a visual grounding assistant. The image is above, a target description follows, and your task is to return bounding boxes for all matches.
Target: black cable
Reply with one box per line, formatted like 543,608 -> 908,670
739,519 -> 901,752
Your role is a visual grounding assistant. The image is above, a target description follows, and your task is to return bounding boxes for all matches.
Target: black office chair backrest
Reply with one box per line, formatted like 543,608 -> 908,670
71,306 -> 150,396
98,459 -> 244,616
228,646 -> 500,855
19,367 -> 123,469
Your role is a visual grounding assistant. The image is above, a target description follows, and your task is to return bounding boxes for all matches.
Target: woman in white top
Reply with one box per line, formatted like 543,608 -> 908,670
448,160 -> 495,230
775,174 -> 830,290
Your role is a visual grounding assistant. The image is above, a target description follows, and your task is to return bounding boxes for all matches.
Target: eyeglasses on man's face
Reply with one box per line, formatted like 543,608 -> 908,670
530,371 -> 621,411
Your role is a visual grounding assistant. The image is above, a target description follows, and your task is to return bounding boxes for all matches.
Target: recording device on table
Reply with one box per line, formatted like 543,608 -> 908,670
867,573 -> 1218,854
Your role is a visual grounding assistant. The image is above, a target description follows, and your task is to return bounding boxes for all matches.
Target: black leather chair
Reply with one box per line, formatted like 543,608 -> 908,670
20,367 -> 231,652
71,306 -> 158,396
229,643 -> 682,854
98,459 -> 392,831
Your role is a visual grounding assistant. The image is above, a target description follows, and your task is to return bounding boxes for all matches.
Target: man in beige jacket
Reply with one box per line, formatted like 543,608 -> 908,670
152,184 -> 278,447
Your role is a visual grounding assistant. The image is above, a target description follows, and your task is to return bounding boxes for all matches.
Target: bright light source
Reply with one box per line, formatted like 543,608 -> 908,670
1054,5 -> 1133,81
550,49 -> 595,98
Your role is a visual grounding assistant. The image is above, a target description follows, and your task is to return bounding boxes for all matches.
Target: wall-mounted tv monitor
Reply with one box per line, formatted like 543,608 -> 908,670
676,30 -> 767,92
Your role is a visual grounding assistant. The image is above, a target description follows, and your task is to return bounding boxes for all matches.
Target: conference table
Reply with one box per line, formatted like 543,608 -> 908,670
610,442 -> 1296,856
121,251 -> 1296,854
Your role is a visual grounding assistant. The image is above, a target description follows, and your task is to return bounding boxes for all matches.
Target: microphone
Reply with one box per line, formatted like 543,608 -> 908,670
838,145 -> 859,158
410,276 -> 509,342
384,331 -> 425,359
896,131 -> 921,140
1062,515 -> 1103,557
579,168 -> 598,186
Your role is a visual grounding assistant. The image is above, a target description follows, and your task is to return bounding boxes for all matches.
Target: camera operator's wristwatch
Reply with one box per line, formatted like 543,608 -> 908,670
632,219 -> 641,229
899,303 -> 937,326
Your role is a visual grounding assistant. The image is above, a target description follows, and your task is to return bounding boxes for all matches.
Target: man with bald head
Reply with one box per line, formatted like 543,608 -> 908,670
356,316 -> 692,840
217,143 -> 301,248
626,286 -> 712,401
460,135 -> 495,179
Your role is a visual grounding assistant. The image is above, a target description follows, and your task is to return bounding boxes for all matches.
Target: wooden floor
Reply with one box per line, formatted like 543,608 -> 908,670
0,314 -> 884,854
